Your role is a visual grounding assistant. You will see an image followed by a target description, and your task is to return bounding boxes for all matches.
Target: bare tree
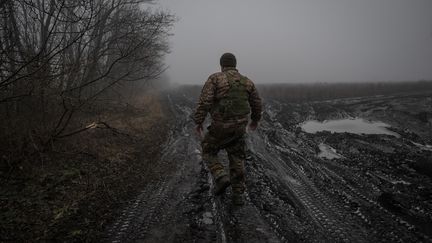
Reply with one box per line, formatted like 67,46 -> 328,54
0,0 -> 174,153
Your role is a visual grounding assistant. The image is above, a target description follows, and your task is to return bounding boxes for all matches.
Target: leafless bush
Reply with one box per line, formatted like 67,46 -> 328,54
0,0 -> 174,156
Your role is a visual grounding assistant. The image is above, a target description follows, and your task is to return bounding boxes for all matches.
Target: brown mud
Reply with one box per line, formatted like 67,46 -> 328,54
106,89 -> 432,242
2,89 -> 431,242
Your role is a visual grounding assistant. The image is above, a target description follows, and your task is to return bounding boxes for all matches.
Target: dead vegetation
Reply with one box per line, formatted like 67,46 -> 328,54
0,92 -> 170,241
0,0 -> 173,160
0,0 -> 174,240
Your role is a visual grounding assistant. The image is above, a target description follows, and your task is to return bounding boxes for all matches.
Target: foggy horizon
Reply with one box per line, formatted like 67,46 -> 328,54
158,0 -> 432,84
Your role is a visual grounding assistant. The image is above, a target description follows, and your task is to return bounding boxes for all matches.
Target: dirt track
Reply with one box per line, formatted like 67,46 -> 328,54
107,89 -> 432,243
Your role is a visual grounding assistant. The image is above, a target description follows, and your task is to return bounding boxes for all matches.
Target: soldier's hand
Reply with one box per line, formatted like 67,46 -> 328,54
248,121 -> 258,131
195,124 -> 204,139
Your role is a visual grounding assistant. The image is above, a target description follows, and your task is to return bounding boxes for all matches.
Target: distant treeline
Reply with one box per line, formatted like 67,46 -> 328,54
178,80 -> 432,103
258,81 -> 432,102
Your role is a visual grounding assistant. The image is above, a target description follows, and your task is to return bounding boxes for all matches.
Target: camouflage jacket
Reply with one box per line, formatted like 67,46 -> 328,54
193,67 -> 262,125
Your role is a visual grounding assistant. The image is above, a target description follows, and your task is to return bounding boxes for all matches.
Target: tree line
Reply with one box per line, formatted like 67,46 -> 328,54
0,0 -> 173,153
258,81 -> 432,102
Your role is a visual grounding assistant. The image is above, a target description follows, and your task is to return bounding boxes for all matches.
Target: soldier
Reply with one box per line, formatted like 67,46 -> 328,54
193,53 -> 262,205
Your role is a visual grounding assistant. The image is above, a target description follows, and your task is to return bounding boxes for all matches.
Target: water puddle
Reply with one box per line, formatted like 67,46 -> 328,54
301,118 -> 400,137
318,143 -> 343,160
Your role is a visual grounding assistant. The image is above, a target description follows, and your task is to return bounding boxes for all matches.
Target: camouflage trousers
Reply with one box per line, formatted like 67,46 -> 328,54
201,122 -> 247,194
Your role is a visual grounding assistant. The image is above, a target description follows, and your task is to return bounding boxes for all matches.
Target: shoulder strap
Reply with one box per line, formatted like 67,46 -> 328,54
224,72 -> 247,85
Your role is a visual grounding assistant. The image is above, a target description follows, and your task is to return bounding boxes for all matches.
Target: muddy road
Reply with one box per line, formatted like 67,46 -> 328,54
107,89 -> 432,243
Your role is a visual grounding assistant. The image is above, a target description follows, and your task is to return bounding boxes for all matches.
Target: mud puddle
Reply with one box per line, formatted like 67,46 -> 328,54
301,118 -> 400,137
106,90 -> 432,243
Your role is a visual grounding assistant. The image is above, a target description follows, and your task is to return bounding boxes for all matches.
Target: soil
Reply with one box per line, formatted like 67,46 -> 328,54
0,94 -> 170,242
1,88 -> 432,242
106,89 -> 432,242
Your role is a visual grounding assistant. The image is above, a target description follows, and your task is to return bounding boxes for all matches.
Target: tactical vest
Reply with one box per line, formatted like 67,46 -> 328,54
214,73 -> 250,119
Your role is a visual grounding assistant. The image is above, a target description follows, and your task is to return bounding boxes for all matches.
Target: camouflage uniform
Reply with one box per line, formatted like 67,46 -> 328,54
193,67 -> 262,195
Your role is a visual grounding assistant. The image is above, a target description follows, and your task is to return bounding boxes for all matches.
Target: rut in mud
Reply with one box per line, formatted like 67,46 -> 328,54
107,89 -> 432,243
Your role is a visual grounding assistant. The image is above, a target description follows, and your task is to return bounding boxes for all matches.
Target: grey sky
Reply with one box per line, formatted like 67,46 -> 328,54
157,0 -> 432,84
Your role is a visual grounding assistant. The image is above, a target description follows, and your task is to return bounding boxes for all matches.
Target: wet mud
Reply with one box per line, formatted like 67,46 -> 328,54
107,90 -> 432,242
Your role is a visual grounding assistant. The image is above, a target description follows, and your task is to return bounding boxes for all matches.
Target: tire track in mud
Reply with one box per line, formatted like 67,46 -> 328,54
318,160 -> 430,242
247,116 -> 369,243
202,98 -> 367,242
285,134 -> 430,240
107,93 -> 291,242
262,100 -> 431,242
107,91 -> 428,242
167,93 -> 291,242
208,152 -> 285,243
107,95 -> 205,242
107,139 -> 192,242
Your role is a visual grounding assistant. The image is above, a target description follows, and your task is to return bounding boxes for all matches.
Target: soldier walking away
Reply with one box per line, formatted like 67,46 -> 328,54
193,53 -> 262,206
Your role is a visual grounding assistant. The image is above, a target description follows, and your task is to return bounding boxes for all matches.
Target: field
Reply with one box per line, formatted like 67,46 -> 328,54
106,86 -> 432,242
2,83 -> 431,242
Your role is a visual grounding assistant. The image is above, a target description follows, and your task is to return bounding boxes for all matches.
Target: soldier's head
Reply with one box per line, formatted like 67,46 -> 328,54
220,53 -> 237,68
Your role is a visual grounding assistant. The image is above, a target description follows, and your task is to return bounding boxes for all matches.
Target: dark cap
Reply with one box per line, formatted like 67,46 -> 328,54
220,53 -> 237,68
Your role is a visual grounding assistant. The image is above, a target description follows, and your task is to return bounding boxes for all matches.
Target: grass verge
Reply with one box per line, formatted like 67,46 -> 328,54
0,92 -> 169,241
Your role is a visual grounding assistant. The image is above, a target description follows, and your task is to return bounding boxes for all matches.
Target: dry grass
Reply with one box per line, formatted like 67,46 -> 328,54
0,91 -> 171,241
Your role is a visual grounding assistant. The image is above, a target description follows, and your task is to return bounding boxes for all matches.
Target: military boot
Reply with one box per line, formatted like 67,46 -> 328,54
214,175 -> 230,195
232,193 -> 245,206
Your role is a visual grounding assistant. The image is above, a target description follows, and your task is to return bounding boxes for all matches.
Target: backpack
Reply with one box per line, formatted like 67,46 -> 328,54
214,73 -> 250,119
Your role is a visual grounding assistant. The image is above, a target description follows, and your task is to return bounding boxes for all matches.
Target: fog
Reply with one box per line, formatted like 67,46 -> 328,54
157,0 -> 432,84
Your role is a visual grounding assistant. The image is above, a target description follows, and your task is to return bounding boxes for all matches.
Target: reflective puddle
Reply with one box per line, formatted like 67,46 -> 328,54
318,143 -> 343,160
301,118 -> 400,137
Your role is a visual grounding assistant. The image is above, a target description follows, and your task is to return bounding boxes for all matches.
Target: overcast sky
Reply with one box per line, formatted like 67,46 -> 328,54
157,0 -> 432,84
